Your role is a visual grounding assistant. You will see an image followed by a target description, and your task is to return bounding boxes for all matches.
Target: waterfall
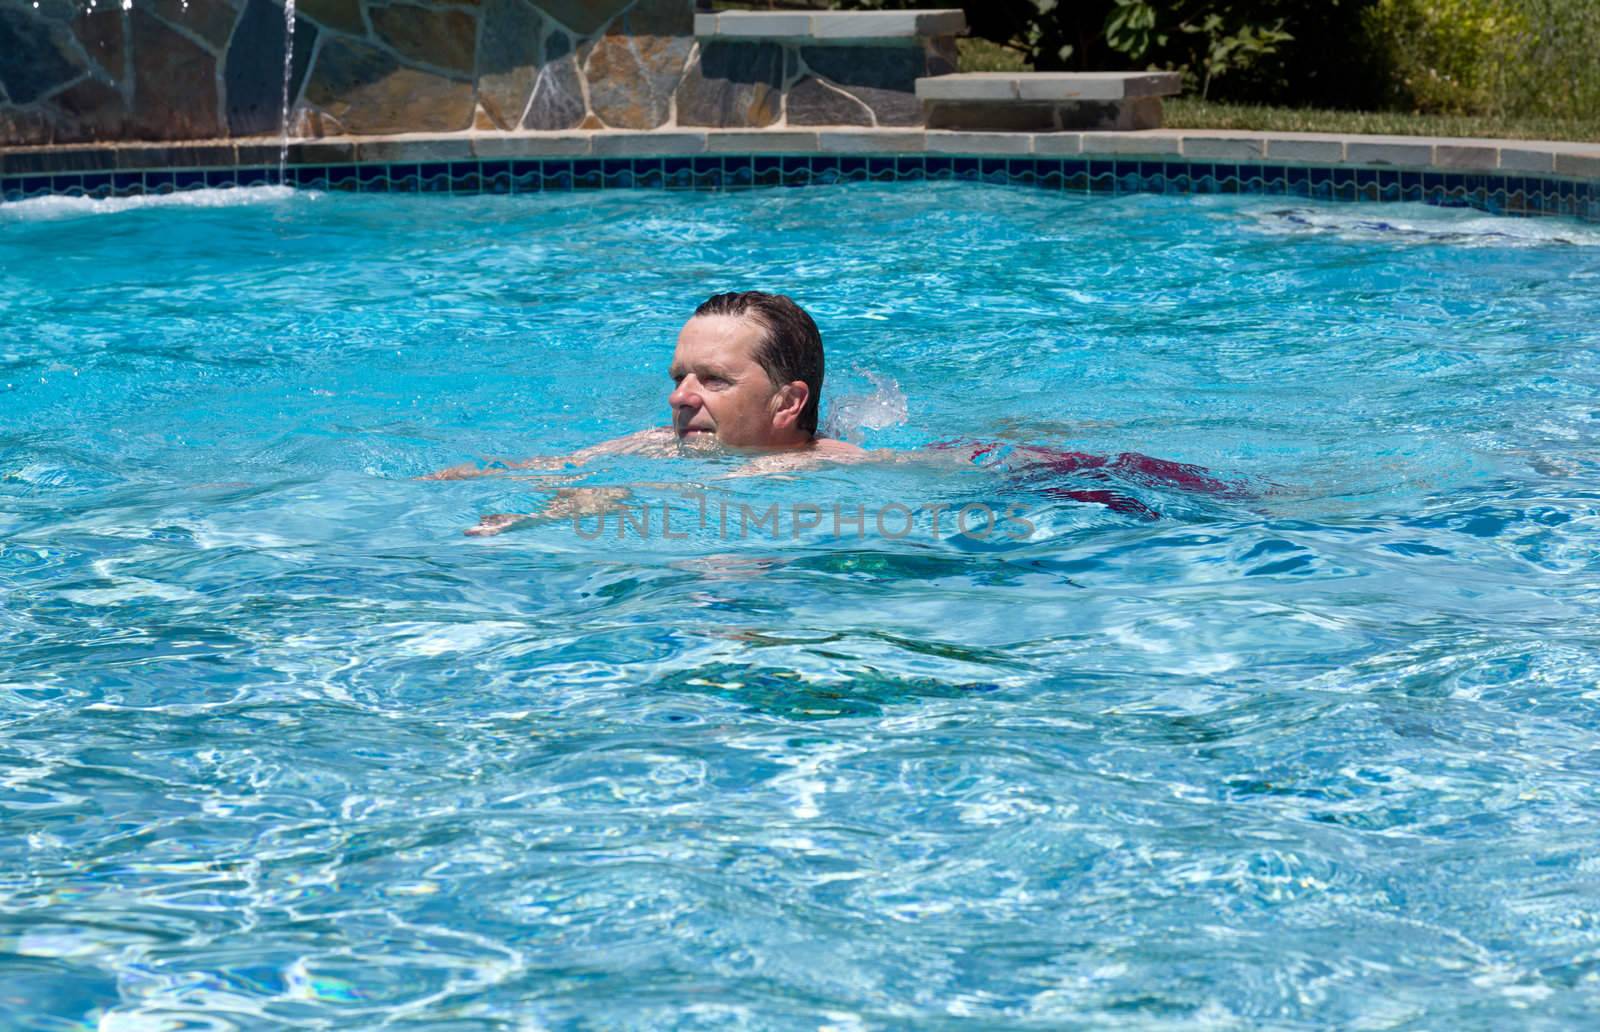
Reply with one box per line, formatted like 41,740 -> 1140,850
277,0 -> 297,184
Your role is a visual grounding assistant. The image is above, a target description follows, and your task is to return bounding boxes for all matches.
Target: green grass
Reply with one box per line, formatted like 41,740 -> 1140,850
955,37 -> 1032,73
1164,98 -> 1600,143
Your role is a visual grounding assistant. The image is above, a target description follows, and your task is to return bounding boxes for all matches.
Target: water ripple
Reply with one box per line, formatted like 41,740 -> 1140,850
2,184 -> 1599,1026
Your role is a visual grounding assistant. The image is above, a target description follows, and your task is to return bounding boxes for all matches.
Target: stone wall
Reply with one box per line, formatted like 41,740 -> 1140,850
0,0 -> 957,147
678,34 -> 955,131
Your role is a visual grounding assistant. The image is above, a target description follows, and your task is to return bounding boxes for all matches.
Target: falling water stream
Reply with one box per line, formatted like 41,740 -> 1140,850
278,0 -> 297,183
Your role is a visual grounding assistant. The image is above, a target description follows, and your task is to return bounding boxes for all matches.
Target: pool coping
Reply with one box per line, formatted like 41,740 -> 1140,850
5,128 -> 1598,176
4,128 -> 1597,219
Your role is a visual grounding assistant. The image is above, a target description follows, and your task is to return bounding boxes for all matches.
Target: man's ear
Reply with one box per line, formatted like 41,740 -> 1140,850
771,380 -> 810,430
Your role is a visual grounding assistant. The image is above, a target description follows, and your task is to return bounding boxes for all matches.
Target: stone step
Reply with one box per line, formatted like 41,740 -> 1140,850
915,72 -> 1182,103
917,72 -> 1182,132
695,10 -> 968,42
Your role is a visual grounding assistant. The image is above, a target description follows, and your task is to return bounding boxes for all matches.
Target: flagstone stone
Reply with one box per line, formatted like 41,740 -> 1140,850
49,76 -> 133,143
523,26 -> 585,130
305,36 -> 475,133
149,0 -> 240,51
296,0 -> 365,35
477,0 -> 544,129
786,76 -> 871,127
534,0 -> 631,37
0,103 -> 53,146
800,45 -> 923,126
71,8 -> 126,83
584,0 -> 692,129
370,2 -> 477,75
128,9 -> 222,138
0,5 -> 82,105
676,40 -> 783,128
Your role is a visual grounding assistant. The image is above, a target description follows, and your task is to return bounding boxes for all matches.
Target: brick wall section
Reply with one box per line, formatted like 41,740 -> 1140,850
0,0 -> 953,145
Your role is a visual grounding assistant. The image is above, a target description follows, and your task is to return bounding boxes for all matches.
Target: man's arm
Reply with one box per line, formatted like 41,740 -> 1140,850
420,428 -> 675,481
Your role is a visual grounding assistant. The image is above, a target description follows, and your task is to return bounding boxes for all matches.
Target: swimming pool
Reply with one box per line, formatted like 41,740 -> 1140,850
3,181 -> 1599,1026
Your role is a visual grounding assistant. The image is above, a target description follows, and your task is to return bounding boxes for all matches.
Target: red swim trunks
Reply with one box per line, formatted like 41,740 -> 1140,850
934,441 -> 1244,519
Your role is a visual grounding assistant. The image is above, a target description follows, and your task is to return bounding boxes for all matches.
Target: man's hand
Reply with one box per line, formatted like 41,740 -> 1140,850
463,487 -> 632,537
421,461 -> 495,481
465,513 -> 533,536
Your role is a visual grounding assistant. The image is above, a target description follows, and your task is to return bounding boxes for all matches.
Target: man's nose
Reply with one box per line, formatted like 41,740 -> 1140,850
669,379 -> 701,409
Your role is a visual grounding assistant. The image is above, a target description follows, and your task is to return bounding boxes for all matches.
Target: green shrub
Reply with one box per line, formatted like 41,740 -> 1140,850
1363,0 -> 1514,113
1103,1 -> 1295,99
1365,0 -> 1600,118
1499,0 -> 1600,121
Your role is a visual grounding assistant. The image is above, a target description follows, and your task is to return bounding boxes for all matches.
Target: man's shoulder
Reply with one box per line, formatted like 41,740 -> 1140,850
812,437 -> 868,459
725,438 -> 877,477
575,427 -> 676,459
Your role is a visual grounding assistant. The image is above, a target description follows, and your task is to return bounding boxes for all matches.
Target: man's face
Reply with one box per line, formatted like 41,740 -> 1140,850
668,314 -> 790,449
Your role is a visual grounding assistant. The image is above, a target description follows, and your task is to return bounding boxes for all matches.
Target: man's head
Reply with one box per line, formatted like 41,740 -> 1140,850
667,291 -> 824,449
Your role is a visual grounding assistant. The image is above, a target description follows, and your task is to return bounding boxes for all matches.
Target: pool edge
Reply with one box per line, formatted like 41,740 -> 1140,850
2,129 -> 1596,221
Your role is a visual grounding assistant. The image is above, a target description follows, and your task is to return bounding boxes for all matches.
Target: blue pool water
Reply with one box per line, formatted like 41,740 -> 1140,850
3,182 -> 1600,1028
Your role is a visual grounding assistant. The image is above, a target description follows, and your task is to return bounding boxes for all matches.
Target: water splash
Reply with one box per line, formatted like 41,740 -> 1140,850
823,370 -> 909,443
278,0 -> 298,184
0,186 -> 297,222
1246,203 -> 1600,247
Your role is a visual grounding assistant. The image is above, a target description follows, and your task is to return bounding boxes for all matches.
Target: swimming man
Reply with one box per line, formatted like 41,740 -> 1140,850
426,290 -> 1242,531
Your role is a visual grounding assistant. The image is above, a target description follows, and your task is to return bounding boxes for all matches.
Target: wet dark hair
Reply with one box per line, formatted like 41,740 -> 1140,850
693,291 -> 823,437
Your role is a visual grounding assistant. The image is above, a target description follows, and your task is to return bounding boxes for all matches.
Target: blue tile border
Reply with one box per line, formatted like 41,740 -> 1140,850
0,156 -> 1594,222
